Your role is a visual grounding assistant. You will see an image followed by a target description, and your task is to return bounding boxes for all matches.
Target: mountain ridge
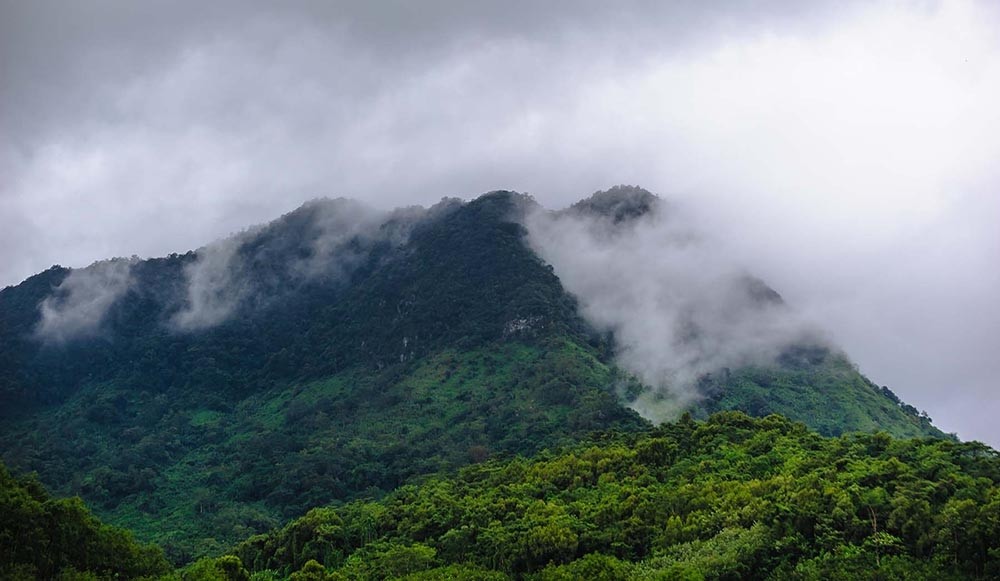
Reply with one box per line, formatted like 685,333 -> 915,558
0,187 -> 947,562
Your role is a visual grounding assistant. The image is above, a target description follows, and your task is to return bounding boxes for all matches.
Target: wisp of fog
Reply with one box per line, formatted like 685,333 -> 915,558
34,197 -> 461,339
525,188 -> 824,423
35,258 -> 138,343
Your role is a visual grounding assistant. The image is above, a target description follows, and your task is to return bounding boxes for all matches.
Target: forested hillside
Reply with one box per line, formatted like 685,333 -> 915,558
0,460 -> 170,579
0,192 -> 647,561
215,412 -> 998,580
4,412 -> 996,580
0,189 -> 949,564
693,350 -> 941,439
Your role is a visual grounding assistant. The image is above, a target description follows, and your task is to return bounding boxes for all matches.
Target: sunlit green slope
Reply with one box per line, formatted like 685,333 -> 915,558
216,412 -> 1000,580
0,460 -> 171,579
694,349 -> 946,439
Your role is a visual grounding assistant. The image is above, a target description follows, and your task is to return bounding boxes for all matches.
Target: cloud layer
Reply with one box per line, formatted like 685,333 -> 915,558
2,0 -> 998,444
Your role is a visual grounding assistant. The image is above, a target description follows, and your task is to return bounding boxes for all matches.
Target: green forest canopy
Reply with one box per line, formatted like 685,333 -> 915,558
6,412 -> 996,580
228,411 -> 1000,580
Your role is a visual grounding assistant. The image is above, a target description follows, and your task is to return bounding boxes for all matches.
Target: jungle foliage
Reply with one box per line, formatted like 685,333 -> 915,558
210,412 -> 999,580
5,412 -> 994,580
0,193 -> 646,561
0,460 -> 170,580
0,190 -> 951,566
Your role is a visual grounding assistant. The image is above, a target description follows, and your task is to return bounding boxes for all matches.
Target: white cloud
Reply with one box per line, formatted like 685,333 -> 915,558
35,258 -> 137,342
3,0 -> 999,443
171,236 -> 250,331
526,192 -> 820,423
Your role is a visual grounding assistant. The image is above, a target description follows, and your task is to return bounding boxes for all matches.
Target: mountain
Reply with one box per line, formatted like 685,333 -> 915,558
0,192 -> 647,561
534,186 -> 944,439
0,188 -> 944,563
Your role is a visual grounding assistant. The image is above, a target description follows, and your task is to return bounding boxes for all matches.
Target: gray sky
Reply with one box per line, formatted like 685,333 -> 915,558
2,0 -> 998,445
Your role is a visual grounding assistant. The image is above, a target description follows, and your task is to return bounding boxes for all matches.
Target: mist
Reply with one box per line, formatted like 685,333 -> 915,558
290,199 -> 385,280
2,0 -> 998,444
171,235 -> 251,331
526,188 -> 822,422
35,258 -> 137,343
169,197 -> 449,331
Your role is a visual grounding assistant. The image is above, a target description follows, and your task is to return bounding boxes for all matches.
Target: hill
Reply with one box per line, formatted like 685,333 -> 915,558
0,459 -> 170,579
0,192 -> 647,561
221,412 -> 1000,580
531,186 -> 944,439
0,188 -> 946,563
5,413 -> 995,579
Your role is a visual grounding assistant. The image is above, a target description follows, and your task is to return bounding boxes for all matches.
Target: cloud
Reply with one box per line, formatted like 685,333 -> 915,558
288,199 -> 386,280
170,235 -> 250,332
2,0 -> 999,443
169,197 -> 454,331
35,258 -> 137,343
526,189 -> 820,422
0,0 -> 863,291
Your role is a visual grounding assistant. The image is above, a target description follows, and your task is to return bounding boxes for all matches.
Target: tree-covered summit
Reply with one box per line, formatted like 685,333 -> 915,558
566,185 -> 660,224
0,188 -> 952,563
0,191 -> 646,561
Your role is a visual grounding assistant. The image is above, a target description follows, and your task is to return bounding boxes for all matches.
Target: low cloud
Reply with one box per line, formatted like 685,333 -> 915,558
171,235 -> 251,332
3,1 -> 999,443
288,198 -> 385,280
170,197 -> 456,331
526,188 -> 821,423
169,199 -> 381,332
35,258 -> 137,343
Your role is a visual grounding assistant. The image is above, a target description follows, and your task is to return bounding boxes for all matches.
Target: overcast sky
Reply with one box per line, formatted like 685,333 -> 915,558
2,0 -> 998,445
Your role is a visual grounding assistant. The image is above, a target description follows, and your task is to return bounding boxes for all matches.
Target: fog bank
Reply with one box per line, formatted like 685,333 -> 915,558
526,189 -> 822,422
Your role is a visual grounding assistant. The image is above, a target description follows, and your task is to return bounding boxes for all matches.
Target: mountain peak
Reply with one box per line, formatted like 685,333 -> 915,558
470,189 -> 539,219
0,185 -> 951,565
567,185 -> 660,223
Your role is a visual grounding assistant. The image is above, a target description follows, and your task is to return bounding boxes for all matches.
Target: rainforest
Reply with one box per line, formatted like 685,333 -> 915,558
5,1 -> 1000,578
2,189 -> 997,580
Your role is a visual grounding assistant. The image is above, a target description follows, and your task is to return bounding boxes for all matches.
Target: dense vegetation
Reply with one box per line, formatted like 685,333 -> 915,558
0,189 -> 951,565
4,412 -> 993,580
694,348 -> 944,439
219,412 -> 999,580
0,193 -> 647,561
0,193 -> 591,408
3,338 -> 643,562
0,460 -> 170,579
